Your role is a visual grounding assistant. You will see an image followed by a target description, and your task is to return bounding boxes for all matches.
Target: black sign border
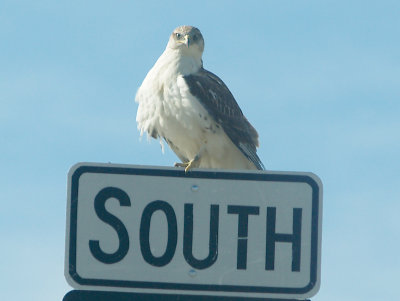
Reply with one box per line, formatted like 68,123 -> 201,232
63,290 -> 311,301
68,164 -> 321,295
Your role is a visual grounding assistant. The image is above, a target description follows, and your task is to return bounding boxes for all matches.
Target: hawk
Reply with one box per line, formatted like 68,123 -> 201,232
135,25 -> 264,171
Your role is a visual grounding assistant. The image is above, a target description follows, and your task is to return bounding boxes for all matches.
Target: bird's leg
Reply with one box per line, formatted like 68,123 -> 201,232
174,142 -> 206,173
174,153 -> 202,172
174,157 -> 199,173
174,162 -> 189,169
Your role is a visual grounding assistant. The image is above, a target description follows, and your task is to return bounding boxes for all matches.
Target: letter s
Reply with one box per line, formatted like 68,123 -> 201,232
89,187 -> 131,264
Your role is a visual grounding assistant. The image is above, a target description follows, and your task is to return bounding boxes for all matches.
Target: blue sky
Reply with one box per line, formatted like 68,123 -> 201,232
1,0 -> 399,300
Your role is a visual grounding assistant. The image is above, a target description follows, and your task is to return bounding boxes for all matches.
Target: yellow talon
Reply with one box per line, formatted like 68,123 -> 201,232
184,160 -> 194,173
174,159 -> 196,173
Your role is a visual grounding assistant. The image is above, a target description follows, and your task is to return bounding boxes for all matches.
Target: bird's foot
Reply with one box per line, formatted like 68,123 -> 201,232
174,145 -> 204,173
174,162 -> 188,169
174,160 -> 194,173
174,156 -> 200,173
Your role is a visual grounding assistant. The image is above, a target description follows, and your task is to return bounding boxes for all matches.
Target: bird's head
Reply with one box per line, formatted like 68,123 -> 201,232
167,25 -> 204,57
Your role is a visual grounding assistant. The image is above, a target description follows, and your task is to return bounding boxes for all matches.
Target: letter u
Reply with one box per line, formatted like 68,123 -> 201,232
183,204 -> 219,269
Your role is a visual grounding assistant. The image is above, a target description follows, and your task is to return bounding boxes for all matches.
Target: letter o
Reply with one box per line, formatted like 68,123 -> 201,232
140,200 -> 177,267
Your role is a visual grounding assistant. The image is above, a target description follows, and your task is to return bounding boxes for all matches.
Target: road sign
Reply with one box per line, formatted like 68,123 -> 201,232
65,163 -> 322,300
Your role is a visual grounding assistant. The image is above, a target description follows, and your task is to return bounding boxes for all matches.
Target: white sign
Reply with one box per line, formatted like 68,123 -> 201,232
65,163 -> 322,299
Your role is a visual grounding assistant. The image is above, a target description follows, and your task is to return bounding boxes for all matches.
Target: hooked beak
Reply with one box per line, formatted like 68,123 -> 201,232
183,34 -> 190,48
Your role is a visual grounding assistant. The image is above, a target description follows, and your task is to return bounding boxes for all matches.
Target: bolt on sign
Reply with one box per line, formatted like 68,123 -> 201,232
64,163 -> 322,300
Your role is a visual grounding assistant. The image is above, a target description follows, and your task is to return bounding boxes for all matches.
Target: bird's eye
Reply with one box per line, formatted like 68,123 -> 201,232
192,35 -> 198,41
175,33 -> 182,39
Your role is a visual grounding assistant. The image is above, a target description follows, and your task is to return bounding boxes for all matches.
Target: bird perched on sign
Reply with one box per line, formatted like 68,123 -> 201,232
135,25 -> 264,172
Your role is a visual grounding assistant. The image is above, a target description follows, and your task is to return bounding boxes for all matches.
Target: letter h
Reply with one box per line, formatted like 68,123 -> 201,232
265,207 -> 302,272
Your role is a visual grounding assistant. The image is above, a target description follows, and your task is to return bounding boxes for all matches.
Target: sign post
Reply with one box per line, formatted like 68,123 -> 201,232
64,163 -> 322,300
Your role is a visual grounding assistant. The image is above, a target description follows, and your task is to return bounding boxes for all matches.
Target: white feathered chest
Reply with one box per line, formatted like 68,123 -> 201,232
136,49 -> 216,163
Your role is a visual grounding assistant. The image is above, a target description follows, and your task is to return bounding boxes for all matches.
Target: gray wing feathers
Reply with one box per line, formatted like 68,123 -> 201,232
238,142 -> 265,170
183,68 -> 265,170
